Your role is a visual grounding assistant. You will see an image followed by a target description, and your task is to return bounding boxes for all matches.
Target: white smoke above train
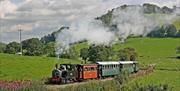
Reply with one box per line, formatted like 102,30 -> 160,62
56,5 -> 179,55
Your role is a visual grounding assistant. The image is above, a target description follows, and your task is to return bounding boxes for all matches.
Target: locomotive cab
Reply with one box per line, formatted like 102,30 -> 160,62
51,68 -> 62,83
51,64 -> 78,84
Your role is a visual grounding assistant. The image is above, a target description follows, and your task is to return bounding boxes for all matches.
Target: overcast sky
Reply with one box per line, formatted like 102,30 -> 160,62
0,0 -> 179,43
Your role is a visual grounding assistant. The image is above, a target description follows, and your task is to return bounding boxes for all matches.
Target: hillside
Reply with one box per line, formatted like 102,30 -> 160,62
75,38 -> 180,90
1,38 -> 180,90
1,38 -> 179,78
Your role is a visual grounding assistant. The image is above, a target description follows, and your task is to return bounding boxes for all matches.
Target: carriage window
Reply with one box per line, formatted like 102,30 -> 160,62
91,67 -> 95,71
84,67 -> 88,71
105,65 -> 107,69
88,67 -> 91,71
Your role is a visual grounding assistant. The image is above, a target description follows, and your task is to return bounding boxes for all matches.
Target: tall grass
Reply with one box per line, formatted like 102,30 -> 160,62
58,71 -> 172,91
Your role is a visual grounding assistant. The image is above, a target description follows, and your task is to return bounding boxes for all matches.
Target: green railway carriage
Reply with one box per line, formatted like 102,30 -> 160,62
97,62 -> 120,77
119,61 -> 139,73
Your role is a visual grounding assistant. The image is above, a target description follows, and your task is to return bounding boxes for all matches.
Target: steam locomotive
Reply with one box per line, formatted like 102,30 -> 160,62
51,61 -> 138,84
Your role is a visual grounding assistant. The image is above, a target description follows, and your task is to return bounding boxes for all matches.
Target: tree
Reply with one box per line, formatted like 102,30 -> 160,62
43,42 -> 56,57
87,45 -> 113,62
0,42 -> 6,53
80,48 -> 89,63
22,38 -> 43,56
147,24 -> 177,38
175,31 -> 180,38
41,26 -> 69,44
60,46 -> 79,59
118,47 -> 138,61
177,46 -> 180,54
96,9 -> 113,26
143,3 -> 162,14
4,42 -> 20,54
162,24 -> 177,37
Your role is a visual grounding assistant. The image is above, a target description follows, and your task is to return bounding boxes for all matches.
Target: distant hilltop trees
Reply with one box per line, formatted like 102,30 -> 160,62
147,24 -> 180,38
40,26 -> 69,44
96,3 -> 180,26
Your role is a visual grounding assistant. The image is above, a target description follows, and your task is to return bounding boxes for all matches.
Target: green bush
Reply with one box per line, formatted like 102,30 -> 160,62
4,42 -> 20,54
118,47 -> 138,61
60,46 -> 79,59
0,42 -> 6,53
125,82 -> 172,91
59,80 -> 117,91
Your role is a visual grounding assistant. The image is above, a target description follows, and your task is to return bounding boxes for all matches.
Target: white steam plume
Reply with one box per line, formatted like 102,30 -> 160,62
56,5 -> 179,55
56,19 -> 115,55
112,6 -> 157,41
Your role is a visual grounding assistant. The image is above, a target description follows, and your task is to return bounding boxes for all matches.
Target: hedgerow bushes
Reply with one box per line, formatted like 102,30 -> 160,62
0,72 -> 172,91
59,71 -> 172,91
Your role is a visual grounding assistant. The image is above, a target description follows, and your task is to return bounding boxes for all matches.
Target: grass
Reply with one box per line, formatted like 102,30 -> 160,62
129,70 -> 180,91
113,38 -> 180,66
112,38 -> 180,91
0,54 -> 81,81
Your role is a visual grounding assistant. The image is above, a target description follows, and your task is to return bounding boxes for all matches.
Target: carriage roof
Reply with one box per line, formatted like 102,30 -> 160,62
96,61 -> 120,65
119,61 -> 138,64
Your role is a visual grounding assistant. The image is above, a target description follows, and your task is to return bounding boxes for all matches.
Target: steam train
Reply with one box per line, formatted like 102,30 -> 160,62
51,61 -> 138,84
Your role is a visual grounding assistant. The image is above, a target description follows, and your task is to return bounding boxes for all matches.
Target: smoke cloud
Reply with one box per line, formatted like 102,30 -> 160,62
56,5 -> 179,55
112,6 -> 157,41
56,19 -> 115,55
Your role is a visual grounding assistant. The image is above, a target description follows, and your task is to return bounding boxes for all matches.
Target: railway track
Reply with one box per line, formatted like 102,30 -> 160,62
46,78 -> 113,90
46,65 -> 155,90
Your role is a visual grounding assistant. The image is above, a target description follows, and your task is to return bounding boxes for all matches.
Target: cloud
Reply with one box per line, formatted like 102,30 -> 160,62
0,0 -> 17,18
0,0 -> 121,43
0,0 -> 179,43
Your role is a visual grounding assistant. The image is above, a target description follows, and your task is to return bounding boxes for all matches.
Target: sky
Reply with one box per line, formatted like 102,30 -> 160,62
0,0 -> 179,43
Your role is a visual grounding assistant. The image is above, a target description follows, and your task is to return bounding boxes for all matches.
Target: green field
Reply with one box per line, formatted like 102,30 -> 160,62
114,38 -> 180,91
0,54 -> 81,81
0,38 -> 180,90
